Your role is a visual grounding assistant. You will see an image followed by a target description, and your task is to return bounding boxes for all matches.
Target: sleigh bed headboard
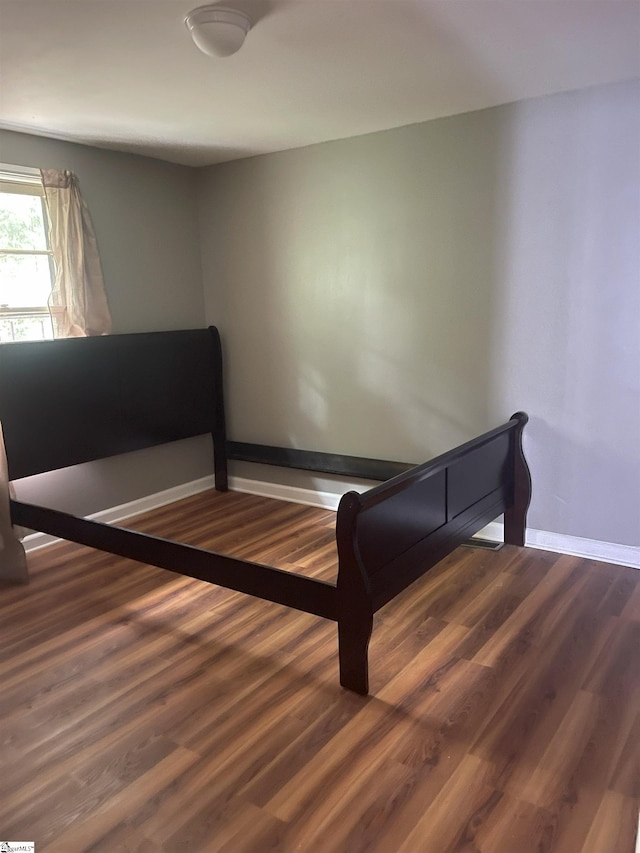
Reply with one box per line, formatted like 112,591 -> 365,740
0,327 -> 228,487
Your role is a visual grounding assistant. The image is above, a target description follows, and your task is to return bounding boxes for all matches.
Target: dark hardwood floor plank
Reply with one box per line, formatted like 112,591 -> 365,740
608,711 -> 640,799
1,488 -> 638,853
581,789 -> 639,853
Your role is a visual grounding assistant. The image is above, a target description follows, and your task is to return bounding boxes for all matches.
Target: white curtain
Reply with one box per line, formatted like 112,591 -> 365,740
41,169 -> 112,338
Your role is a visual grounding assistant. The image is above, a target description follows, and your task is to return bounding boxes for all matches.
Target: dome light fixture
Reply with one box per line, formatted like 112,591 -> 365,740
185,5 -> 252,58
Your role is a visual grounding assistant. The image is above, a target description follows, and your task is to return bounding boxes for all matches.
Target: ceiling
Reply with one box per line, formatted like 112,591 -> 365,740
1,0 -> 639,167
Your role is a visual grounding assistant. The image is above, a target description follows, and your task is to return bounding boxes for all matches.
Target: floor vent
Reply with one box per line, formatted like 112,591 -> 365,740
462,538 -> 504,551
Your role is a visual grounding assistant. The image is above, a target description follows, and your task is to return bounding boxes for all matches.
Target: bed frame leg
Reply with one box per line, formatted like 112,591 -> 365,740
338,609 -> 373,695
504,411 -> 532,547
336,491 -> 374,695
208,326 -> 229,492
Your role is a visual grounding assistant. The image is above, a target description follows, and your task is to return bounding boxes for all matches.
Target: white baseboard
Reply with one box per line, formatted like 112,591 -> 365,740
22,475 -> 216,553
228,475 -> 358,510
473,521 -> 639,569
22,475 -> 640,570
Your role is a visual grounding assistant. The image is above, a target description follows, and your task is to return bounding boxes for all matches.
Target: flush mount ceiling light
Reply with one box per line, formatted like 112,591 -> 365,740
185,5 -> 252,57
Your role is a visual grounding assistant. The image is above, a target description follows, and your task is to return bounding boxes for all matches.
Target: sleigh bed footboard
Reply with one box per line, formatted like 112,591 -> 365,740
335,413 -> 531,694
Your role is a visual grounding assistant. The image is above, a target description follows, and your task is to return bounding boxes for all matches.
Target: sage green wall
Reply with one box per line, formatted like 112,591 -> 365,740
0,129 -> 212,515
3,81 -> 639,547
199,80 -> 640,548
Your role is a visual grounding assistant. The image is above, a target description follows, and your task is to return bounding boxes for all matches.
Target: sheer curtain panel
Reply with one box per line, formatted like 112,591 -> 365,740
41,169 -> 112,338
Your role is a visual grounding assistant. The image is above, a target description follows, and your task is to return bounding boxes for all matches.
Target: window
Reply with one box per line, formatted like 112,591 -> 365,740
0,166 -> 55,342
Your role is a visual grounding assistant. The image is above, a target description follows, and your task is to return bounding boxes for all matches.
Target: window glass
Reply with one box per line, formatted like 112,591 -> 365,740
1,253 -> 54,307
0,173 -> 55,343
0,192 -> 48,251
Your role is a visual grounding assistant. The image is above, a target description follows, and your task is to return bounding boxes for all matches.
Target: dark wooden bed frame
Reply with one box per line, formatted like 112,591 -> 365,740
0,327 -> 531,694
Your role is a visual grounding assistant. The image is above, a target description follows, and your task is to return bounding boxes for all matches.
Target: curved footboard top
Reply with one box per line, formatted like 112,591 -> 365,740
335,413 -> 531,692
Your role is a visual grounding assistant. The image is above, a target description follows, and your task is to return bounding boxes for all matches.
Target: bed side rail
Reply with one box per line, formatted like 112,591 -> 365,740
9,500 -> 337,620
227,441 -> 413,482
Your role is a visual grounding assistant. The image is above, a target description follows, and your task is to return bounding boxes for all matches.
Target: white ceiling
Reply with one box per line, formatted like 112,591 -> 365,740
1,0 -> 639,167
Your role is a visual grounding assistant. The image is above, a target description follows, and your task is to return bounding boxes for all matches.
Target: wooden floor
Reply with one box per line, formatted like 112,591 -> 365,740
1,489 -> 638,853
